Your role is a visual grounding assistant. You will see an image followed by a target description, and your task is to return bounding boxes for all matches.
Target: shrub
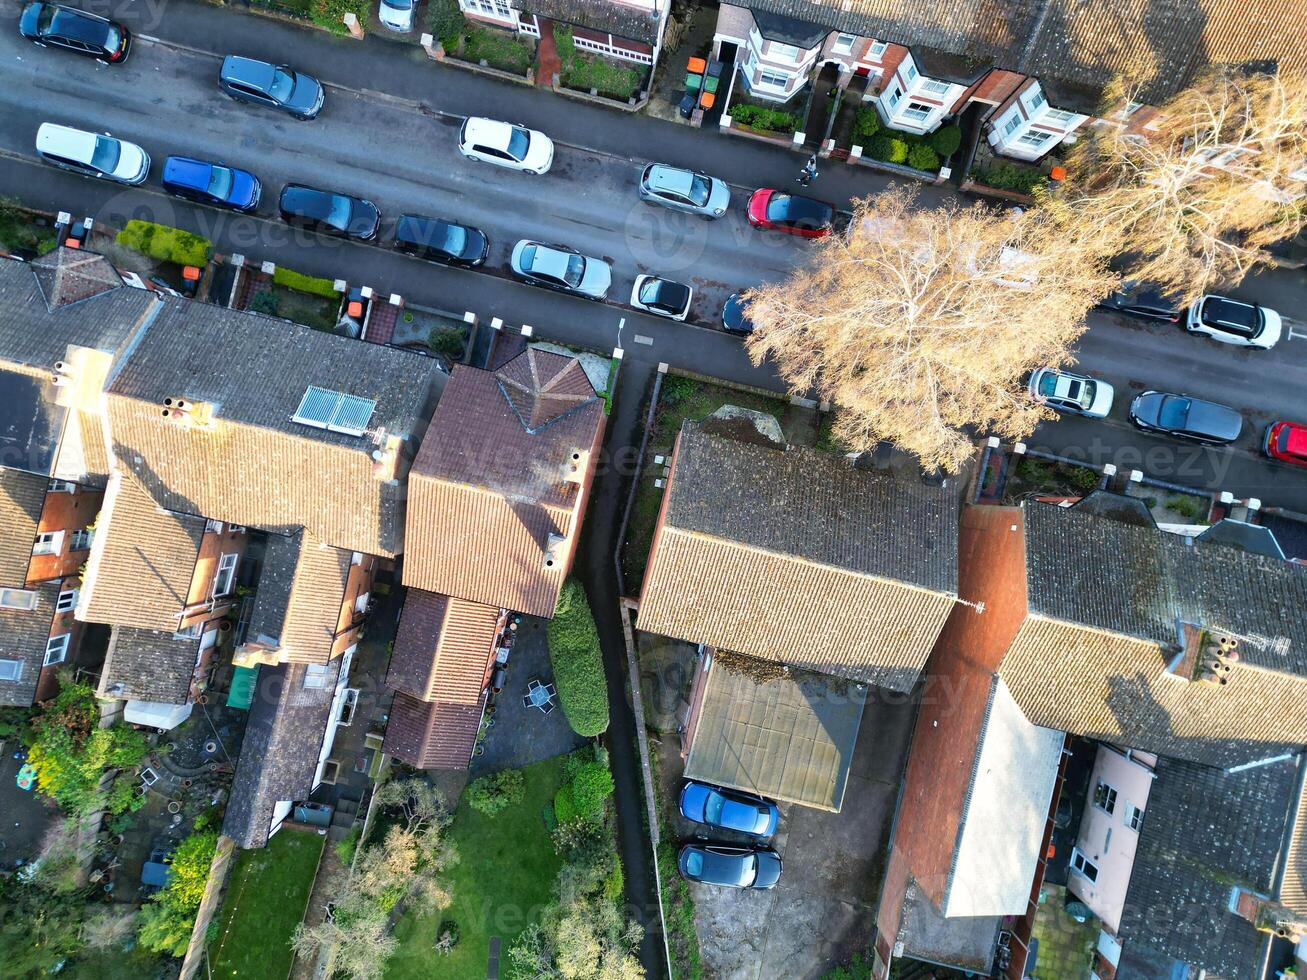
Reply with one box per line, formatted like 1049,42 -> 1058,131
603,860 -> 624,901
907,144 -> 940,171
548,580 -> 609,737
554,785 -> 578,824
425,0 -> 464,49
570,762 -> 614,822
428,327 -> 465,361
975,163 -> 1048,195
434,919 -> 461,955
930,124 -> 962,158
467,767 -> 526,816
867,135 -> 907,163
249,290 -> 280,316
852,107 -> 880,145
1070,465 -> 1103,494
310,0 -> 371,35
335,825 -> 361,866
272,266 -> 341,299
115,220 -> 212,267
730,104 -> 799,135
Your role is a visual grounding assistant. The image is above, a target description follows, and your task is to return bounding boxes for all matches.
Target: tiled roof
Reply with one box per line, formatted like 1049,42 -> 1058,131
638,425 -> 958,691
403,352 -> 603,617
0,468 -> 46,588
0,582 -> 57,706
496,349 -> 598,433
222,660 -> 340,848
386,589 -> 498,702
105,297 -> 442,557
245,530 -> 353,665
1117,754 -> 1302,979
383,690 -> 486,770
31,247 -> 124,311
1279,774 -> 1307,918
511,0 -> 662,44
80,472 -> 204,632
98,626 -> 199,704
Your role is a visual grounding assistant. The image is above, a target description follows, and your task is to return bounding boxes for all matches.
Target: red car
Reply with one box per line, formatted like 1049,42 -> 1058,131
747,189 -> 834,239
1265,421 -> 1307,467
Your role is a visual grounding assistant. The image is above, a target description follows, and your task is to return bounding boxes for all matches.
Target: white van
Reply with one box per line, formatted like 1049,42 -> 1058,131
35,123 -> 149,185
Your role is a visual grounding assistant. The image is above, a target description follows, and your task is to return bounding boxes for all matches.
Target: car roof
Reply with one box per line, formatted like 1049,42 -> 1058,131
649,165 -> 695,196
396,213 -> 453,243
464,117 -> 513,149
1185,398 -> 1242,437
1286,425 -> 1307,457
221,55 -> 276,88
768,192 -> 833,222
529,245 -> 571,278
162,156 -> 213,187
280,184 -> 337,216
36,123 -> 97,159
1202,295 -> 1259,332
50,7 -> 112,41
649,278 -> 691,307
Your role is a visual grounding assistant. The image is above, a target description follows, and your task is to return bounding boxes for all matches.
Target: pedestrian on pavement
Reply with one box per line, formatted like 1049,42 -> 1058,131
797,154 -> 819,186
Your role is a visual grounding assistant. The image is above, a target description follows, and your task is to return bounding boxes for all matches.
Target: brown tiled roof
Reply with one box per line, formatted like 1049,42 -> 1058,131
98,626 -> 199,704
244,530 -> 352,665
383,690 -> 486,770
0,468 -> 46,588
386,589 -> 498,702
497,349 -> 598,433
403,352 -> 604,617
80,472 -> 204,631
638,426 -> 959,691
105,297 -> 442,557
0,582 -> 57,706
31,247 -> 124,311
512,0 -> 661,45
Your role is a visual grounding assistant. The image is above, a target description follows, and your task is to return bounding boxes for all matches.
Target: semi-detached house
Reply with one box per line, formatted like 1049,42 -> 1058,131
457,0 -> 669,67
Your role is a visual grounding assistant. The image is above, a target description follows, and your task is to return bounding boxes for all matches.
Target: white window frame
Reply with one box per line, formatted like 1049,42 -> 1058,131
767,42 -> 802,63
205,519 -> 224,534
1043,108 -> 1078,127
757,68 -> 791,90
0,589 -> 39,611
866,41 -> 887,60
1017,129 -> 1053,148
44,634 -> 70,667
920,78 -> 951,96
213,553 -> 239,598
69,528 -> 92,551
32,531 -> 63,557
904,62 -> 917,83
1002,114 -> 1022,137
901,101 -> 934,123
1027,87 -> 1047,110
354,592 -> 370,615
1070,847 -> 1099,882
56,589 -> 77,613
304,663 -> 331,689
174,622 -> 203,640
1126,803 -> 1144,831
48,480 -> 76,493
831,33 -> 855,55
0,659 -> 21,681
886,85 -> 903,110
1094,779 -> 1118,814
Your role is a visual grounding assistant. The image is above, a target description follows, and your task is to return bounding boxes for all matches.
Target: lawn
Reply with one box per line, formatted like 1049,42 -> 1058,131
458,27 -> 533,75
385,755 -> 568,978
209,827 -> 325,980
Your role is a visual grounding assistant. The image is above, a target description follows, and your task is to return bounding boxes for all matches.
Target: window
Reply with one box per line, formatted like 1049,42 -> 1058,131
351,551 -> 364,566
56,589 -> 77,613
304,663 -> 331,689
44,634 -> 70,667
32,531 -> 63,556
1027,87 -> 1047,110
1018,129 -> 1053,148
904,62 -> 917,82
866,41 -> 887,60
1093,780 -> 1117,814
292,386 -> 377,436
1043,108 -> 1078,127
758,69 -> 791,90
174,622 -> 202,640
832,34 -> 855,55
205,519 -> 224,534
69,528 -> 92,551
48,480 -> 76,493
213,553 -> 238,597
0,589 -> 38,611
0,659 -> 21,681
1126,804 -> 1145,831
901,102 -> 933,123
1002,114 -> 1022,137
886,85 -> 902,109
1070,848 -> 1099,882
767,42 -> 802,62
920,78 -> 951,96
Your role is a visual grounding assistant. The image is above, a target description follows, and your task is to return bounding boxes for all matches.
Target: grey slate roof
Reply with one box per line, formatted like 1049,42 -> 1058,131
98,626 -> 200,704
0,468 -> 47,588
0,582 -> 58,706
222,660 -> 340,849
511,0 -> 661,44
1117,754 -> 1302,979
1196,518 -> 1285,560
244,530 -> 352,665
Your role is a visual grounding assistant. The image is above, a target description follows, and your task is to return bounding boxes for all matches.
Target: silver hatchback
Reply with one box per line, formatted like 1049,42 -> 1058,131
638,163 -> 729,218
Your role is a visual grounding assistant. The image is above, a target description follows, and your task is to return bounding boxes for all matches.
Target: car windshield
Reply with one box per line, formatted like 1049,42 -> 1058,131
1036,373 -> 1059,398
639,280 -> 664,306
564,254 -> 585,288
382,0 -> 410,7
441,224 -> 468,255
105,25 -> 122,49
688,174 -> 711,207
325,195 -> 353,230
268,67 -> 296,103
90,136 -> 120,173
1203,297 -> 1261,336
206,166 -> 234,200
684,851 -> 704,876
703,793 -> 724,824
520,244 -> 538,270
1158,396 -> 1191,430
506,128 -> 530,162
37,7 -> 55,31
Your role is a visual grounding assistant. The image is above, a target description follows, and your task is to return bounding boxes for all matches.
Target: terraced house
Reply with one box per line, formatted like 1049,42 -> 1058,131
457,0 -> 670,67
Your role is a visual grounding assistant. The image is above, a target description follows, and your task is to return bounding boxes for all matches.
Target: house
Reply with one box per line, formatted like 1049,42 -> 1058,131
638,422 -> 959,693
711,0 -> 1307,161
458,0 -> 669,68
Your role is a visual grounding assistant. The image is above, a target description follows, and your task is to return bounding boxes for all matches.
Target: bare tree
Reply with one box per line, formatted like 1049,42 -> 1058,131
744,186 -> 1115,473
1050,67 -> 1307,301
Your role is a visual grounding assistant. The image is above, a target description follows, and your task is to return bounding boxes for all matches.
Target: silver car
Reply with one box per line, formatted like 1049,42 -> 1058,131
638,163 -> 730,218
510,240 -> 611,300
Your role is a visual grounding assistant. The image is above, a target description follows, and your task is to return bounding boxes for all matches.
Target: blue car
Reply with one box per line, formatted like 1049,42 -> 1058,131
161,156 -> 261,213
678,843 -> 782,889
679,781 -> 779,838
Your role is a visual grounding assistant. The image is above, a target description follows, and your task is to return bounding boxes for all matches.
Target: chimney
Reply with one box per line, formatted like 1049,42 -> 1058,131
1231,887 -> 1307,941
51,359 -> 74,387
161,398 -> 215,429
563,449 -> 591,485
543,533 -> 566,569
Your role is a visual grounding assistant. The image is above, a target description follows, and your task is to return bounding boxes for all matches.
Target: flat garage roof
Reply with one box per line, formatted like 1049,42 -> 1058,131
685,658 -> 867,812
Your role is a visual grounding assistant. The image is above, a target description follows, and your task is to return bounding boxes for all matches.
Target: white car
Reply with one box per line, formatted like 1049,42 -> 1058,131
458,117 -> 553,175
35,122 -> 149,185
1028,368 -> 1115,418
1185,294 -> 1282,349
630,275 -> 692,321
377,0 -> 415,32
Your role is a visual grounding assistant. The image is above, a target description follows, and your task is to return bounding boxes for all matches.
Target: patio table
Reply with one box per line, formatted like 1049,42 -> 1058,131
15,764 -> 35,791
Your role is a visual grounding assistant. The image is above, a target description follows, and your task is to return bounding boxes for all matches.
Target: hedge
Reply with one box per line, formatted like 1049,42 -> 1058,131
974,163 -> 1049,195
730,104 -> 800,135
548,580 -> 609,737
272,266 -> 342,299
115,220 -> 212,267
907,144 -> 940,171
425,0 -> 464,49
930,124 -> 962,158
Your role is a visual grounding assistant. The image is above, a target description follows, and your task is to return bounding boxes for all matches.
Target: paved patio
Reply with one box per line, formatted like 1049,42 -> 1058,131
0,739 -> 58,870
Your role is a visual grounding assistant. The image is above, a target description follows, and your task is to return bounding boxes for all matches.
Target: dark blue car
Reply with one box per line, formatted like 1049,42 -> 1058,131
678,843 -> 782,889
161,156 -> 261,213
679,781 -> 779,837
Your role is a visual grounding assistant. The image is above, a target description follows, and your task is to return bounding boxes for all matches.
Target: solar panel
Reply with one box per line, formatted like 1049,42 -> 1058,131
292,386 -> 339,429
330,395 -> 376,436
292,386 -> 375,436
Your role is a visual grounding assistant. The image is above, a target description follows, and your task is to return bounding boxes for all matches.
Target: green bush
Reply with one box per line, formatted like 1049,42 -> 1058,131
310,0 -> 371,35
603,860 -> 624,901
548,580 -> 610,737
554,785 -> 578,824
467,768 -> 526,816
851,107 -> 880,145
335,826 -> 361,866
930,124 -> 962,158
461,26 -> 533,74
425,0 -> 464,49
272,266 -> 341,299
555,28 -> 642,99
115,220 -> 212,267
907,144 -> 940,171
249,290 -> 280,316
571,762 -> 614,822
867,135 -> 906,163
428,327 -> 466,361
975,163 -> 1048,195
730,104 -> 800,135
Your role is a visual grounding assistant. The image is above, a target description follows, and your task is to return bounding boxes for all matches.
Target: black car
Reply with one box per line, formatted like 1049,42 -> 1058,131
678,843 -> 782,889
219,56 -> 324,120
1095,281 -> 1181,322
20,2 -> 130,63
722,292 -> 753,335
278,184 -> 379,241
394,213 -> 488,267
1129,391 -> 1244,445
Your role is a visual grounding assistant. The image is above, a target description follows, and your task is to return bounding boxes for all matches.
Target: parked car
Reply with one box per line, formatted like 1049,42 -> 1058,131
35,123 -> 149,185
1265,421 -> 1307,468
161,156 -> 261,212
1095,281 -> 1181,322
677,843 -> 782,889
1185,294 -> 1282,349
219,56 -> 324,120
19,1 -> 129,63
458,118 -> 554,175
747,189 -> 834,238
509,240 -> 610,300
376,0 -> 415,32
630,275 -> 692,320
722,292 -> 754,335
278,184 -> 379,241
678,781 -> 779,837
1028,368 -> 1115,419
637,164 -> 729,218
394,213 -> 488,267
1129,391 -> 1243,445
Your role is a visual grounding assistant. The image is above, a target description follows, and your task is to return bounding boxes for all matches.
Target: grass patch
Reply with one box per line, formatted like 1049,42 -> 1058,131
458,26 -> 533,74
556,28 -> 643,100
0,200 -> 56,256
63,946 -> 168,980
653,753 -> 702,979
729,102 -> 801,135
251,0 -> 312,14
386,756 -> 569,979
250,286 -> 339,331
209,828 -> 325,980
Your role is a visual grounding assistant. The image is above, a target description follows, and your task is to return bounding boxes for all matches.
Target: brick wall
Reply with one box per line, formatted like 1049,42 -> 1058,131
28,486 -> 103,584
